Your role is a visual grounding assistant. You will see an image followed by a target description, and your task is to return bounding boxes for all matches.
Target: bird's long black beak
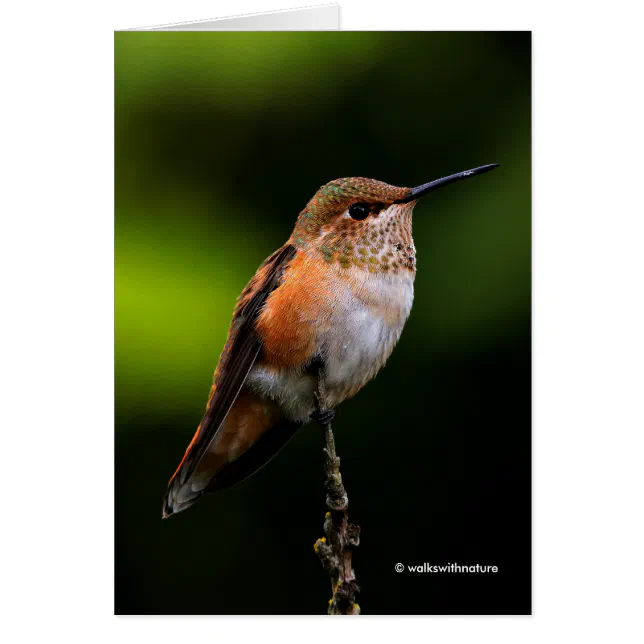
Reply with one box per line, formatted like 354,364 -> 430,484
395,164 -> 500,203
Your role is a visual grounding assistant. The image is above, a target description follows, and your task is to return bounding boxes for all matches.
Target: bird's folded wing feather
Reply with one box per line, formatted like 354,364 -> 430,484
168,243 -> 297,488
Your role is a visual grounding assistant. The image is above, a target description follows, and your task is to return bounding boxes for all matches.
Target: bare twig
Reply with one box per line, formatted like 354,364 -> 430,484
313,380 -> 360,615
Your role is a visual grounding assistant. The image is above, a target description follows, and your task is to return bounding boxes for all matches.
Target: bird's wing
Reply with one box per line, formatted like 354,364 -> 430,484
166,243 -> 297,491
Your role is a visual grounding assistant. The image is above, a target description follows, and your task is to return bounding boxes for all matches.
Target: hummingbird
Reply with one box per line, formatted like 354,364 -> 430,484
162,164 -> 499,517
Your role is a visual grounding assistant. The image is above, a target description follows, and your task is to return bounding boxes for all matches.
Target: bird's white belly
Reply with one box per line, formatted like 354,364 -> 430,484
322,272 -> 414,403
247,271 -> 414,422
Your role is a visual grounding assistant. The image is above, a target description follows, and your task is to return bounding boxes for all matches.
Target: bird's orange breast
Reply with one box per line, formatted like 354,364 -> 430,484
255,251 -> 338,369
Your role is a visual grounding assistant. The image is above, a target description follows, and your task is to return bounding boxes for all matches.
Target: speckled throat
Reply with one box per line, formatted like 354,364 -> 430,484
289,177 -> 416,274
313,202 -> 416,274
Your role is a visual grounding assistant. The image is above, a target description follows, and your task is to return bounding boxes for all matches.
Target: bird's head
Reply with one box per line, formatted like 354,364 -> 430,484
290,165 -> 499,274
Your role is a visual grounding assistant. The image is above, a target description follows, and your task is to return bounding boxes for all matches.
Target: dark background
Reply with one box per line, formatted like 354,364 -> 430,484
115,31 -> 531,615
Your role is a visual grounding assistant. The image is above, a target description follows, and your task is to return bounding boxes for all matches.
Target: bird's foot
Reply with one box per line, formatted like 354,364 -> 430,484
312,408 -> 336,426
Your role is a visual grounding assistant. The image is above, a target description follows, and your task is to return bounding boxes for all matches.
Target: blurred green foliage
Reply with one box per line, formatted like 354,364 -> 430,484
115,31 -> 530,615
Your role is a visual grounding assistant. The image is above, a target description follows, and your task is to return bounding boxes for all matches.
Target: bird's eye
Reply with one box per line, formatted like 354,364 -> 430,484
349,203 -> 370,221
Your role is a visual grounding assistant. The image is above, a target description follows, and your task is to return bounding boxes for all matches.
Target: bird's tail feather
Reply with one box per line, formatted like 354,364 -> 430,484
162,392 -> 302,518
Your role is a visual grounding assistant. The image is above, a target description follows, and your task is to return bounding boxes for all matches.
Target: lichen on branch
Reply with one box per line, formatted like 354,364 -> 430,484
313,381 -> 360,615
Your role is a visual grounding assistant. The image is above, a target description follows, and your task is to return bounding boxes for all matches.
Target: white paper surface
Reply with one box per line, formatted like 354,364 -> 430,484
127,4 -> 339,31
